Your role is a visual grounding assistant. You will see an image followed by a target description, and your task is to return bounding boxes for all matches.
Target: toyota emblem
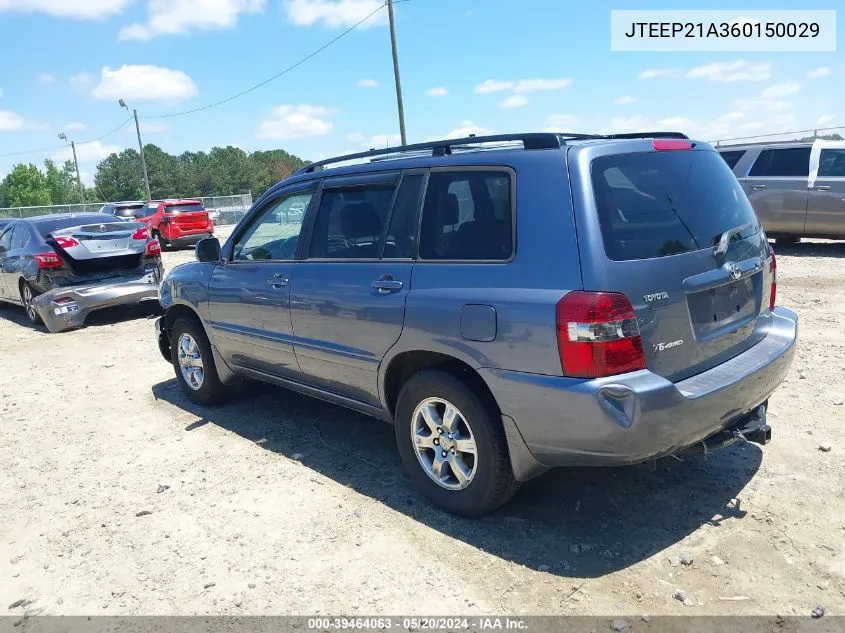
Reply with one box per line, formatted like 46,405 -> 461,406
729,264 -> 741,280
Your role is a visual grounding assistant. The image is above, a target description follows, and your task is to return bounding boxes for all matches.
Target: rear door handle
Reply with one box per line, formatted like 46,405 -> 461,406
816,185 -> 832,191
371,276 -> 403,294
266,273 -> 289,288
750,184 -> 767,190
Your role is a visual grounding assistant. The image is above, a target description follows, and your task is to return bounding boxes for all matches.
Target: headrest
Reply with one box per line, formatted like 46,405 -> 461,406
442,193 -> 460,225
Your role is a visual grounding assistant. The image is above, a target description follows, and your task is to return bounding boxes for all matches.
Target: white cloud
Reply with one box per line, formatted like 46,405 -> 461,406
499,94 -> 528,109
513,78 -> 571,93
119,0 -> 266,40
817,114 -> 835,126
63,121 -> 87,132
346,131 -> 366,143
475,77 -> 571,95
284,0 -> 387,28
0,110 -> 46,132
92,65 -> 199,104
807,66 -> 832,79
542,114 -> 579,133
356,78 -> 378,88
474,79 -> 514,94
718,111 -> 744,122
733,97 -> 793,113
760,81 -> 801,98
52,140 -> 121,164
70,72 -> 94,91
638,68 -> 675,80
0,0 -> 130,19
443,120 -> 489,139
37,73 -> 56,85
426,87 -> 448,97
256,104 -> 335,140
614,95 -> 636,105
365,133 -> 401,148
686,60 -> 771,82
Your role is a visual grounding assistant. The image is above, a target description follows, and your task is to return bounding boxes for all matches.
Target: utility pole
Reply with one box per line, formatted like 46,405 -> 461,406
58,132 -> 84,204
387,0 -> 407,146
120,99 -> 152,200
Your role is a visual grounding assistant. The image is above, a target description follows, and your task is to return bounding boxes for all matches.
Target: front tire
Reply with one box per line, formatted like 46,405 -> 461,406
394,369 -> 519,516
20,282 -> 42,325
169,317 -> 230,405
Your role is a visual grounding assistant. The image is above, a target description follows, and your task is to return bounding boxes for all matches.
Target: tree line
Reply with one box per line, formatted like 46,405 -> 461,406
0,144 -> 309,208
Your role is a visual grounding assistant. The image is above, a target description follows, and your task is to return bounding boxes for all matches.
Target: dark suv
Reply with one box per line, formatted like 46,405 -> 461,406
154,133 -> 798,516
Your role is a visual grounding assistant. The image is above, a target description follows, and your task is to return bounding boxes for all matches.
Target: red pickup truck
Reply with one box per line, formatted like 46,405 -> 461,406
136,199 -> 215,250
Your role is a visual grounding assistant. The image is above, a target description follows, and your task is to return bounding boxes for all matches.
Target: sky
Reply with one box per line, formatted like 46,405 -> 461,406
0,0 -> 842,187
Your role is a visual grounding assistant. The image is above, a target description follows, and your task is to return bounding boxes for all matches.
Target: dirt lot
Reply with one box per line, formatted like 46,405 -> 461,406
1,236 -> 843,618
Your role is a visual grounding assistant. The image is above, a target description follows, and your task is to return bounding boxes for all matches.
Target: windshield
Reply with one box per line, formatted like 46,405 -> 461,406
591,150 -> 760,261
114,206 -> 143,217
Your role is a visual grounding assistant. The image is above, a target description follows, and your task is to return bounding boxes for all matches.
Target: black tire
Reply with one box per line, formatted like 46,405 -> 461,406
169,316 -> 230,405
394,369 -> 520,517
19,281 -> 42,325
153,229 -> 171,251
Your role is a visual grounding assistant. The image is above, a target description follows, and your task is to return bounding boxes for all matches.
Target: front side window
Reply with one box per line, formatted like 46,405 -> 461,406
0,227 -> 12,253
818,148 -> 845,177
233,192 -> 313,261
749,148 -> 811,177
419,170 -> 513,261
308,185 -> 396,259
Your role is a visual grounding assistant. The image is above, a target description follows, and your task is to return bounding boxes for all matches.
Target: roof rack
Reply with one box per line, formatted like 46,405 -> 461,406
293,131 -> 689,175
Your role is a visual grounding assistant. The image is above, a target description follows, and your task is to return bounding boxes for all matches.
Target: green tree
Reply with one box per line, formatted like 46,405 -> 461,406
94,150 -> 145,201
44,159 -> 79,205
5,163 -> 52,207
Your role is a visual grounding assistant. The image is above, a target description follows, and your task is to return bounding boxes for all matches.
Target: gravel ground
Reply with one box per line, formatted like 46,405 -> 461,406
1,235 -> 843,618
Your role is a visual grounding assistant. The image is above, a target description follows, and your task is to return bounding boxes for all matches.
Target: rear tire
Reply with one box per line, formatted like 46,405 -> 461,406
169,316 -> 230,405
20,282 -> 42,325
153,229 -> 170,251
394,369 -> 520,517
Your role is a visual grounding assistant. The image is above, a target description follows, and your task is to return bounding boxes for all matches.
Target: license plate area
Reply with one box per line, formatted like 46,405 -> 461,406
688,273 -> 761,337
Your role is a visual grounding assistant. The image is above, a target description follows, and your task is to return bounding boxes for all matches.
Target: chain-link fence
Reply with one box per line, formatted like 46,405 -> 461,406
0,193 -> 254,226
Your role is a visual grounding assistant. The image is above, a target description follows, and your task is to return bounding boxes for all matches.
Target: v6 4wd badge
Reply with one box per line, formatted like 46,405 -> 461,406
654,339 -> 684,353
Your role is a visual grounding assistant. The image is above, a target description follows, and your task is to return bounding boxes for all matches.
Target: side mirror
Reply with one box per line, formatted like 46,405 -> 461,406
195,237 -> 221,263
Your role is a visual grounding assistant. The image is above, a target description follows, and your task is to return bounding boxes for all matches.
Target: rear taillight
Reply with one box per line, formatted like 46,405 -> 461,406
146,239 -> 161,257
652,139 -> 692,151
556,291 -> 646,378
34,252 -> 62,268
132,227 -> 149,240
54,236 -> 80,249
769,251 -> 777,311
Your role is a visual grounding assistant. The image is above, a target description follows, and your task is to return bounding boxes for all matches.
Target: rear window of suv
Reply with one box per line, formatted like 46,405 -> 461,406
165,204 -> 206,214
591,150 -> 759,261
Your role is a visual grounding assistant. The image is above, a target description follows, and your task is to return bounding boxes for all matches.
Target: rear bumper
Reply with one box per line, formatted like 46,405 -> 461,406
482,307 -> 798,476
33,270 -> 162,333
164,229 -> 212,247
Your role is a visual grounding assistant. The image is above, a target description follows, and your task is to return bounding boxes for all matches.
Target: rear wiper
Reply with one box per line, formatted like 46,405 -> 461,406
714,223 -> 756,261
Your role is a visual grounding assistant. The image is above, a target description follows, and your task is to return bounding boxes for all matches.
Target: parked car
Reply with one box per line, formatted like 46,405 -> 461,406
154,132 -> 798,516
99,201 -> 147,221
719,139 -> 845,244
0,213 -> 163,332
135,199 -> 215,250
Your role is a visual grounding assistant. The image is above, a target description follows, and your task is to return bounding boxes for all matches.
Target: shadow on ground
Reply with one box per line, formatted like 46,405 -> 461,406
152,378 -> 760,579
771,240 -> 845,259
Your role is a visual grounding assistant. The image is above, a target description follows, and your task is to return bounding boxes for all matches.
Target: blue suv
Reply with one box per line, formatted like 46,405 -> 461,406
155,132 -> 798,516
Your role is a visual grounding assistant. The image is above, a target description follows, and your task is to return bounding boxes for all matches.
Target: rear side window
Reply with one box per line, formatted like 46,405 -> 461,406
419,170 -> 513,261
718,150 -> 746,169
309,185 -> 396,259
166,204 -> 206,214
10,225 -> 30,250
818,148 -> 845,177
591,150 -> 759,261
0,227 -> 12,252
749,148 -> 811,177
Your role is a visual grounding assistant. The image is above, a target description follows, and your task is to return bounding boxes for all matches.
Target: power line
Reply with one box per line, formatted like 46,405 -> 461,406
142,1 -> 390,120
711,124 -> 845,144
0,115 -> 135,159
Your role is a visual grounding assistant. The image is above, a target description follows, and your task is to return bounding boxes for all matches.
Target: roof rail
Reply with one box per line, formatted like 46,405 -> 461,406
292,131 -> 689,175
294,133 -> 599,175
